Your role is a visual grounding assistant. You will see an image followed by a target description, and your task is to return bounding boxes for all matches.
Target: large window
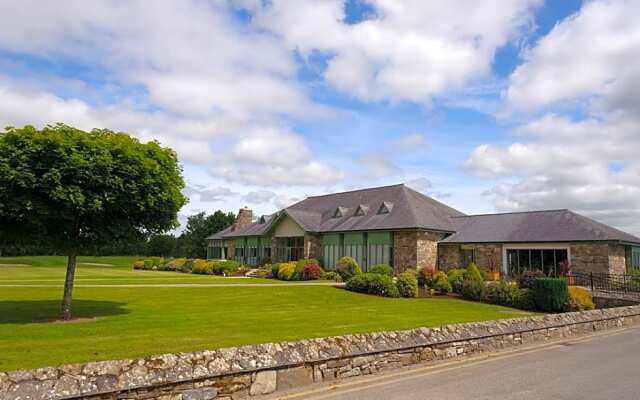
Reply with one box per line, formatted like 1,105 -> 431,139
460,247 -> 475,267
207,240 -> 228,260
322,234 -> 341,270
276,237 -> 304,262
632,247 -> 640,270
343,233 -> 365,270
507,248 -> 568,276
367,232 -> 393,268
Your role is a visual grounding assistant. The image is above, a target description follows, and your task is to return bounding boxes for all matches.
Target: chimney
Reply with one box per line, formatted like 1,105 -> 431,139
233,206 -> 253,231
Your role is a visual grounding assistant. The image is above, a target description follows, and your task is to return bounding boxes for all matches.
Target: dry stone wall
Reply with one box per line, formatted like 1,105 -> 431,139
3,306 -> 640,400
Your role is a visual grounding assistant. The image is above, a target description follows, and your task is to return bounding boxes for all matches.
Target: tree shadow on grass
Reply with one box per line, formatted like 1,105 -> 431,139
0,300 -> 129,324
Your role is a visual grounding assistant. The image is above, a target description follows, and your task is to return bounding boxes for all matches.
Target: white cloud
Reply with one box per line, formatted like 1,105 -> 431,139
242,190 -> 277,204
467,0 -> 640,235
274,193 -> 302,209
393,133 -> 426,150
356,153 -> 402,179
506,0 -> 640,112
250,0 -> 541,102
183,185 -> 237,203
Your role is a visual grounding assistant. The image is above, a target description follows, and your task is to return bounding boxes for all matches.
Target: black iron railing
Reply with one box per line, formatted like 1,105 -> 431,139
572,272 -> 640,298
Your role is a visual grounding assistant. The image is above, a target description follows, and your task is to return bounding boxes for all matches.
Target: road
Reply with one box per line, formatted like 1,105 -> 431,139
277,327 -> 640,400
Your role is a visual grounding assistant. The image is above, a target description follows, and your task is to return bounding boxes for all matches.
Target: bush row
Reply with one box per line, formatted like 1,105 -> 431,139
133,257 -> 243,276
341,257 -> 418,298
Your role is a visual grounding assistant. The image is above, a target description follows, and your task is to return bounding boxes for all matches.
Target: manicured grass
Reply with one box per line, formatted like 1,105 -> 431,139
0,257 -> 535,371
0,256 -> 278,285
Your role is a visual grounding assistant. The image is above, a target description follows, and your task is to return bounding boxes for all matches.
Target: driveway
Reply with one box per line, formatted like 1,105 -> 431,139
274,326 -> 640,400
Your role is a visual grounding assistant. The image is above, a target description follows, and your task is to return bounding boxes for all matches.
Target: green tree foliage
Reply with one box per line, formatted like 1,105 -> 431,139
147,234 -> 177,257
176,210 -> 235,258
0,124 -> 187,319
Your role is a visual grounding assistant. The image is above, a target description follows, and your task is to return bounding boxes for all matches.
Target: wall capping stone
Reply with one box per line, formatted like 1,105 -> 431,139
3,305 -> 640,400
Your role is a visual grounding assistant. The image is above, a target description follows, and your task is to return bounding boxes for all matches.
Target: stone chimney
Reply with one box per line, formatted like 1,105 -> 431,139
233,207 -> 253,231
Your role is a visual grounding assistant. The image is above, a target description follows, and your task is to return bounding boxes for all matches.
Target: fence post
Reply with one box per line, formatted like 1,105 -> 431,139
590,272 -> 594,291
624,274 -> 627,292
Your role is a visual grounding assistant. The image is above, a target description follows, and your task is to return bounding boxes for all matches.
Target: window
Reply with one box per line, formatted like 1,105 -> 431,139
354,205 -> 368,216
377,202 -> 393,214
632,247 -> 640,270
333,207 -> 347,218
276,237 -> 304,262
460,248 -> 475,267
507,248 -> 568,277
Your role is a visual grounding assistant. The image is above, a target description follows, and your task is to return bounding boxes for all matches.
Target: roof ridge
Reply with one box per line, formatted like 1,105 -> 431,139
306,183 -> 404,199
453,209 -> 570,218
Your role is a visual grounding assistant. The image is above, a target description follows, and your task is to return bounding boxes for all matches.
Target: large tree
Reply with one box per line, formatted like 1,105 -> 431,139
147,234 -> 177,257
177,210 -> 235,258
0,124 -> 187,319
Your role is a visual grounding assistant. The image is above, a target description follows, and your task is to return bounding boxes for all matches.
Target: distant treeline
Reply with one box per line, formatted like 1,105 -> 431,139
0,210 -> 235,258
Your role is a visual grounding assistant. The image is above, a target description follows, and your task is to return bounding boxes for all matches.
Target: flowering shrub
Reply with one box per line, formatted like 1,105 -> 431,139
192,259 -> 215,274
295,258 -> 320,279
336,256 -> 362,281
301,263 -> 323,280
277,262 -> 297,280
321,271 -> 342,282
568,286 -> 595,311
133,260 -> 145,270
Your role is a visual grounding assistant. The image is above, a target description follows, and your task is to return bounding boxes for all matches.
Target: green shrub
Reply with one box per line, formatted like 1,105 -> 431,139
396,272 -> 418,298
143,259 -> 153,269
446,269 -> 465,293
432,271 -> 452,294
150,256 -> 164,267
270,263 -> 280,278
133,260 -> 145,270
321,271 -> 342,282
336,256 -> 362,281
369,264 -> 394,276
345,273 -> 400,298
277,262 -> 297,281
486,281 -> 519,306
568,286 -> 595,311
464,262 -> 484,282
180,259 -> 194,273
513,288 -> 536,310
215,260 -> 239,276
461,279 -> 487,301
533,278 -> 569,312
417,268 -> 434,288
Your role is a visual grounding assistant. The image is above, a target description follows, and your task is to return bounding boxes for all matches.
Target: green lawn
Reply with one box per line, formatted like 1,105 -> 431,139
0,256 -> 534,371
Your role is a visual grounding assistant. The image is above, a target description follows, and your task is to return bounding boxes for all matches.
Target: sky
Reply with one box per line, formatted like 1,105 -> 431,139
1,0 -> 639,235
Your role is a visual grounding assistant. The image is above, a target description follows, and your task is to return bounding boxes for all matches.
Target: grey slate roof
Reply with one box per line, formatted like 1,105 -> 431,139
212,184 -> 466,238
441,209 -> 640,245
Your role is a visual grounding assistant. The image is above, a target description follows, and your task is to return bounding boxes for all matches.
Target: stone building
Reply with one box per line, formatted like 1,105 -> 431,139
208,184 -> 640,276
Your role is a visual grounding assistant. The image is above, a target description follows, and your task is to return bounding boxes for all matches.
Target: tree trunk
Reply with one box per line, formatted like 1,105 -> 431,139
60,250 -> 77,320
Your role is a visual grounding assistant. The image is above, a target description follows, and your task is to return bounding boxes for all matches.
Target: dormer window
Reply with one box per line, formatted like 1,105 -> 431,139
333,207 -> 347,218
378,201 -> 393,214
354,204 -> 369,216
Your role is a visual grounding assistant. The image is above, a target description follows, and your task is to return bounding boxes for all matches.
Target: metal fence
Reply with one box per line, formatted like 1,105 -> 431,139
572,272 -> 640,298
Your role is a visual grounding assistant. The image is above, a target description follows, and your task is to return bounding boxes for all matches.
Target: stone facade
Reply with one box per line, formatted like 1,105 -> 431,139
571,242 -> 613,274
4,306 -> 640,400
304,233 -> 322,260
437,244 -> 501,272
393,230 -> 445,272
608,244 -> 627,275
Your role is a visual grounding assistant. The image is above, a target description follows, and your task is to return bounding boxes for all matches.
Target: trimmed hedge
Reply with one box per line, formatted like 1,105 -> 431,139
533,278 -> 569,312
345,273 -> 400,298
396,272 -> 418,298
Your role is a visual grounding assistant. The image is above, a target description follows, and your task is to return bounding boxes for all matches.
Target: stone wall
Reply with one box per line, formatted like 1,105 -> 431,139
571,242 -> 614,274
436,244 -> 501,272
393,230 -> 445,272
304,233 -> 322,260
608,244 -> 627,275
437,244 -> 459,271
4,306 -> 640,400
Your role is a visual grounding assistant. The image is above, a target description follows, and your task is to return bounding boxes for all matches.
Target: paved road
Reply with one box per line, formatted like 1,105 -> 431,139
283,327 -> 640,400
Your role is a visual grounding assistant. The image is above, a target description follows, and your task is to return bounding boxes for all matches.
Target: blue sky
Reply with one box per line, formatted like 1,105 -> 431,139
0,0 -> 639,235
